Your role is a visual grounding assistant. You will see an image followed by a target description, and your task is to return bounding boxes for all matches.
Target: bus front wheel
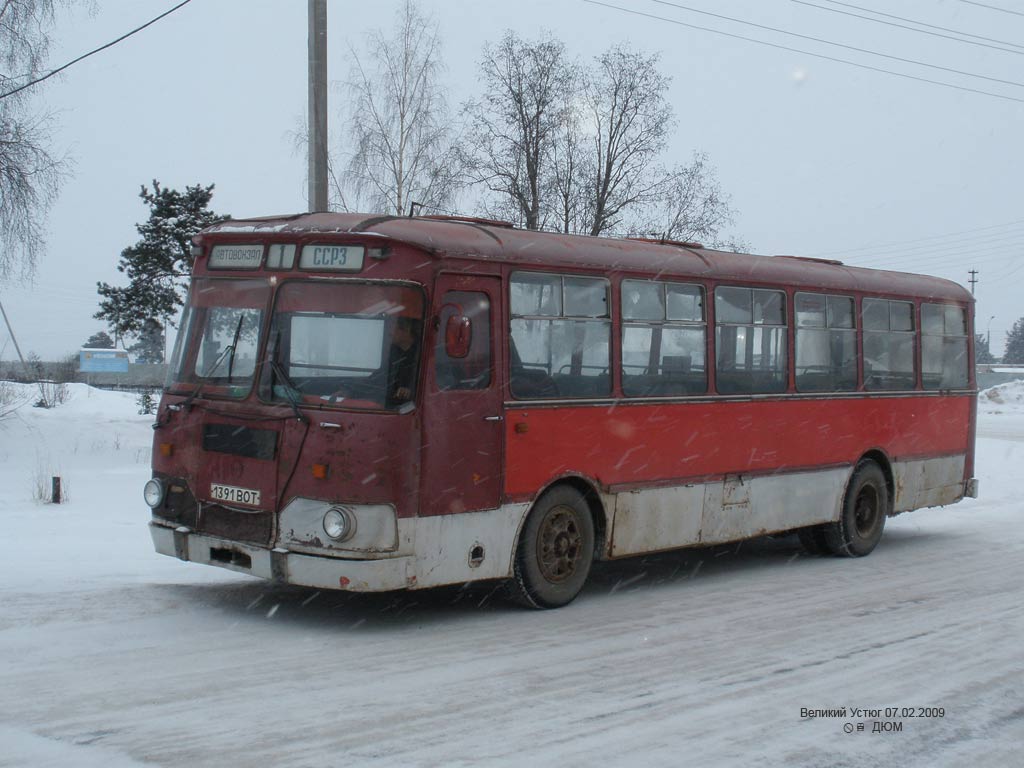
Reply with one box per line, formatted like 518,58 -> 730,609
824,460 -> 888,557
508,486 -> 595,609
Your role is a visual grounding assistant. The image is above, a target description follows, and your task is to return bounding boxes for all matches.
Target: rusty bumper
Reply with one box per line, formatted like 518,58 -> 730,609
149,522 -> 414,592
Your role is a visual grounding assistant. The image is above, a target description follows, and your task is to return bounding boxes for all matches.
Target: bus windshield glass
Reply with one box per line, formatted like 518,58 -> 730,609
166,278 -> 270,398
264,281 -> 424,411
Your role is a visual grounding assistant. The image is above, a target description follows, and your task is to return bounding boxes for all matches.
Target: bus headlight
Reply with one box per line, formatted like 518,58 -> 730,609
323,506 -> 357,541
144,478 -> 166,508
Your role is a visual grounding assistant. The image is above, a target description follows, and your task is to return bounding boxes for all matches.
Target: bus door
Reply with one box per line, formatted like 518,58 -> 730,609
419,274 -> 503,517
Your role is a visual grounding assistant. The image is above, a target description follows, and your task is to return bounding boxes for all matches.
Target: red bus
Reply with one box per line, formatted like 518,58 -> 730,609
146,213 -> 978,608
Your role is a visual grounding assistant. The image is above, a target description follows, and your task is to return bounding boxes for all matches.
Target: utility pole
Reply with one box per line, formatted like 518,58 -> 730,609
308,0 -> 329,213
0,296 -> 46,401
968,269 -> 979,295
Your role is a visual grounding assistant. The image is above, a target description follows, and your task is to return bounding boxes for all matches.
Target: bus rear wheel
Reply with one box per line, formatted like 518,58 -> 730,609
507,486 -> 595,609
823,460 -> 888,557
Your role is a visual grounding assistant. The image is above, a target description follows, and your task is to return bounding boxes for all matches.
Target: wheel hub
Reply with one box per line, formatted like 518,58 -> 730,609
854,486 -> 880,537
537,506 -> 582,583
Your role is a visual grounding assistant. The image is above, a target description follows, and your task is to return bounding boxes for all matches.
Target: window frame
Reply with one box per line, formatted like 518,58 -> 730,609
258,277 -> 427,412
620,278 -> 708,398
793,291 -> 858,393
509,270 -> 612,400
861,297 -> 917,392
921,302 -> 969,391
713,285 -> 789,395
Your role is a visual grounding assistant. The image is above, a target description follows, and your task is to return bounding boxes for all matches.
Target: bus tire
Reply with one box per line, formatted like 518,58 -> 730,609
797,525 -> 829,556
507,486 -> 595,609
823,460 -> 888,557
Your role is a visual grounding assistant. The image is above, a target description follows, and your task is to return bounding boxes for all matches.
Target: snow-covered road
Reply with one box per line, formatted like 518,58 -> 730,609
1,383 -> 1021,767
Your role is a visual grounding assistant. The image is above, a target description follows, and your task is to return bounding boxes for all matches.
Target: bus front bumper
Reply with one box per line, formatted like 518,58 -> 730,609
149,522 -> 414,592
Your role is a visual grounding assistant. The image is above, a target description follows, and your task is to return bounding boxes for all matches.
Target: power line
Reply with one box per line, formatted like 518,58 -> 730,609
820,229 -> 1024,261
847,239 -> 1024,268
793,0 -> 1024,56
846,243 -> 1024,269
810,219 -> 1024,256
646,0 -> 1024,89
819,1 -> 1024,51
582,1 -> 1024,104
960,1 -> 1024,19
0,0 -> 194,101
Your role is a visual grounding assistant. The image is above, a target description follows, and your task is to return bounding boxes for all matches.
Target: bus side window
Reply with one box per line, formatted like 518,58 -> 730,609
621,279 -> 707,396
509,272 -> 611,399
436,291 -> 491,391
922,303 -> 968,389
714,286 -> 788,394
794,293 -> 856,392
863,298 -> 916,391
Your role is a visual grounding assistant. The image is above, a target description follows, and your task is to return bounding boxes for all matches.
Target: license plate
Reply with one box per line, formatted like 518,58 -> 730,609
210,483 -> 261,507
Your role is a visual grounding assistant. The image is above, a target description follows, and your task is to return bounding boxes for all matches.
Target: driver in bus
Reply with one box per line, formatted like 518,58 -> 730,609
386,317 -> 419,406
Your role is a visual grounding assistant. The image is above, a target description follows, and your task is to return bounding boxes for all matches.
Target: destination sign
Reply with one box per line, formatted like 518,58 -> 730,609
209,244 -> 264,269
300,244 -> 365,272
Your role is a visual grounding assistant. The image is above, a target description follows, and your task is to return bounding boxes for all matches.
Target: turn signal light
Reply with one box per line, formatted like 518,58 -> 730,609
312,463 -> 329,479
159,443 -> 174,457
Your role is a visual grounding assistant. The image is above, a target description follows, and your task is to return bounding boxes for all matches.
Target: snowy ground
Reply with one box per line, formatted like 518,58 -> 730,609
1,382 -> 1022,767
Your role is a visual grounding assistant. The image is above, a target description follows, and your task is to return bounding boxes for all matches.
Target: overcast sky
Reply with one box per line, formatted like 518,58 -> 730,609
1,0 -> 1021,360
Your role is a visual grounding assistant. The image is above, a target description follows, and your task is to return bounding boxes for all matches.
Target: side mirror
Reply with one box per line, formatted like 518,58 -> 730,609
445,315 -> 472,359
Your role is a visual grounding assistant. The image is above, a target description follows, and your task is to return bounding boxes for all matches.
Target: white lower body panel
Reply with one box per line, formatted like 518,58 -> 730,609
151,454 -> 968,591
150,502 -> 532,593
893,455 -> 967,512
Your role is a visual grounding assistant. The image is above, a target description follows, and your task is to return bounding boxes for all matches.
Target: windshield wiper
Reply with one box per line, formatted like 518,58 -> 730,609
226,314 -> 244,383
268,356 -> 307,423
176,341 -> 236,411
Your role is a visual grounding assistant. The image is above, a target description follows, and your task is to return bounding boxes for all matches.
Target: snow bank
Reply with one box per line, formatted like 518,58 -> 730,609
978,378 -> 1024,410
0,381 -> 235,594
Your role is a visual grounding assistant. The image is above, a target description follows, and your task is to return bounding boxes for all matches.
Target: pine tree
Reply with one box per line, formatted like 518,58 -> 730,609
128,318 -> 165,364
1004,317 -> 1024,365
95,181 -> 227,343
83,331 -> 115,349
975,334 -> 996,364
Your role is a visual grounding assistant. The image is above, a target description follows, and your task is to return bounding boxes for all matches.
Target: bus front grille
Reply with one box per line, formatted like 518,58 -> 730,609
197,504 -> 273,546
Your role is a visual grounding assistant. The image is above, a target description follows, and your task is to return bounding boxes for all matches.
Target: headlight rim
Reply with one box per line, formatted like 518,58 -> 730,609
144,478 -> 166,509
323,506 -> 357,542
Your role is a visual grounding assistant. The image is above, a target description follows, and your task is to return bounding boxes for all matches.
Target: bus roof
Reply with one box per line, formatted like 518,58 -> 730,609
201,213 -> 973,304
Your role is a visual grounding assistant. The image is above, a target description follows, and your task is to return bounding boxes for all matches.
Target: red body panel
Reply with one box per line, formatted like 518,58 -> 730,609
504,394 -> 972,498
153,402 -> 422,519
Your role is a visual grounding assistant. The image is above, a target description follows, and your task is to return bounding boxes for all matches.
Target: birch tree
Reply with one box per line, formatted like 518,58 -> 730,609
581,45 -> 674,237
465,35 -> 739,246
463,31 -> 573,230
545,94 -> 590,234
632,151 -> 735,245
342,0 -> 460,216
0,0 -> 71,282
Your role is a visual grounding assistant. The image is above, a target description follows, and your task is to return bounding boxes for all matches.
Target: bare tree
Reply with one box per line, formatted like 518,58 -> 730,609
0,0 -> 71,282
463,31 -> 573,230
633,152 -> 736,246
580,45 -> 675,237
545,93 -> 590,234
465,34 -> 742,245
289,116 -> 352,212
341,0 -> 461,216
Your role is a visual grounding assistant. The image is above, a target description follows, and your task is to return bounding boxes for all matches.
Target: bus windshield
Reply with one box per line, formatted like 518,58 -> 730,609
166,278 -> 271,398
264,281 -> 424,411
